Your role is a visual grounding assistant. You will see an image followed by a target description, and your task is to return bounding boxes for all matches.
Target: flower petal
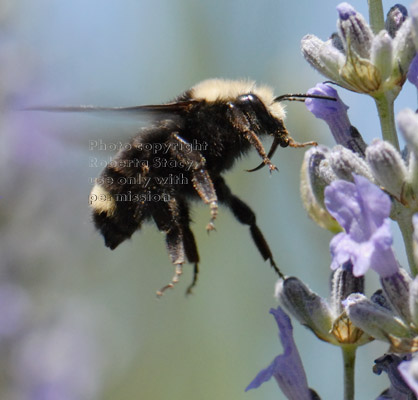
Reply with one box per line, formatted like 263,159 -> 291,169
353,174 -> 392,233
398,355 -> 418,397
305,84 -> 367,153
374,354 -> 416,398
325,179 -> 360,233
246,307 -> 313,400
325,176 -> 395,275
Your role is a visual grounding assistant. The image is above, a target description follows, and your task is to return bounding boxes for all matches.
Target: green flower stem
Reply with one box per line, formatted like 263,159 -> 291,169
342,345 -> 356,400
368,0 -> 384,34
374,93 -> 400,152
396,205 -> 418,276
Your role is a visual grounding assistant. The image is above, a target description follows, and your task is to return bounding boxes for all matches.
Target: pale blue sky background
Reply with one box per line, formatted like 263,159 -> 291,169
2,1 -> 415,399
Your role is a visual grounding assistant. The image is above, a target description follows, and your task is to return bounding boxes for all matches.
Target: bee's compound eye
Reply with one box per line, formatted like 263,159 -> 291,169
237,94 -> 256,104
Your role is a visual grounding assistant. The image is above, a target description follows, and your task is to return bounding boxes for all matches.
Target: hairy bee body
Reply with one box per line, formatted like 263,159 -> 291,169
87,78 -> 311,295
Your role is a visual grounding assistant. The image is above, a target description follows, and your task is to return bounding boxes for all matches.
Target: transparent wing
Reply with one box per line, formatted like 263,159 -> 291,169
23,100 -> 199,119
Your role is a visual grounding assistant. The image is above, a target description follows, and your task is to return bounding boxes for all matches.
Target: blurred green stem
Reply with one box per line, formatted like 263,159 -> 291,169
374,93 -> 400,151
342,346 -> 356,400
368,0 -> 384,34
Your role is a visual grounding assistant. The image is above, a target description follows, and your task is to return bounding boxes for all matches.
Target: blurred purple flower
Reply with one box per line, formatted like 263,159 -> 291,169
246,307 -> 314,400
0,283 -> 30,339
325,175 -> 399,277
12,306 -> 104,400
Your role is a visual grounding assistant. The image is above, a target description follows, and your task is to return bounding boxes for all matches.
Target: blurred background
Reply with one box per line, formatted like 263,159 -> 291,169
1,0 -> 415,399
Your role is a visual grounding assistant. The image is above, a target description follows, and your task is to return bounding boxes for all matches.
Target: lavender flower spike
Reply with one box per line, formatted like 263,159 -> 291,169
246,307 -> 315,400
302,2 -> 415,97
325,175 -> 399,277
306,83 -> 366,155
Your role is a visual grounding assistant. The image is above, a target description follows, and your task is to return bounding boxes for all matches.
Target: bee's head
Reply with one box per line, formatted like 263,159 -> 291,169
190,78 -> 288,141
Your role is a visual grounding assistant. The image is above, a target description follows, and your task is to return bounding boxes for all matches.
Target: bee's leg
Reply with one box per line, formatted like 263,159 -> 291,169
176,197 -> 200,295
152,196 -> 200,296
242,129 -> 278,173
182,225 -> 200,296
227,104 -> 277,172
152,197 -> 185,296
214,176 -> 284,278
285,136 -> 317,148
168,133 -> 218,232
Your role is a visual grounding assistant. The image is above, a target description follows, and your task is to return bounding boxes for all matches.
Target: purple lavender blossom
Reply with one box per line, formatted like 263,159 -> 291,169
246,307 -> 314,400
407,54 -> 418,90
398,355 -> 418,397
324,175 -> 399,277
374,354 -> 416,399
306,83 -> 366,155
306,84 -> 349,123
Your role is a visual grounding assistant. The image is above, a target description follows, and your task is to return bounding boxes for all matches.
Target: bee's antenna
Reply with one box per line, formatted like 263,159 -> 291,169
274,93 -> 337,103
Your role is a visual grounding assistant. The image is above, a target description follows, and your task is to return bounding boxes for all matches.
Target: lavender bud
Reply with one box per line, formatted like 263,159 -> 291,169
397,109 -> 418,155
409,274 -> 418,327
392,18 -> 416,84
337,2 -> 373,59
301,34 -> 345,84
366,139 -> 408,200
385,4 -> 408,38
370,30 -> 393,83
300,147 -> 342,232
380,268 -> 412,323
330,262 -> 364,315
343,293 -> 410,340
275,277 -> 335,343
328,146 -> 373,181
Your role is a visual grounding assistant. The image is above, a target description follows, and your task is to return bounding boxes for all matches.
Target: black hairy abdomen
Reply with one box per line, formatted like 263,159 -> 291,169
92,103 -> 253,250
